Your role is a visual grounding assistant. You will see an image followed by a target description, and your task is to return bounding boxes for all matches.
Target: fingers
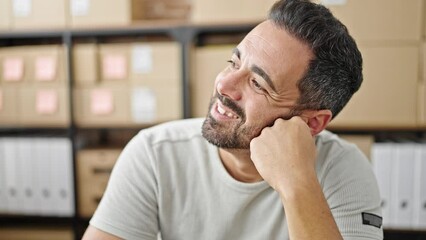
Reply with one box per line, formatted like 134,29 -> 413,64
274,115 -> 308,126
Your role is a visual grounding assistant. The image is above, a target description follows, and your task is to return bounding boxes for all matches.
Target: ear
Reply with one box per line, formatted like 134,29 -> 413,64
306,110 -> 333,136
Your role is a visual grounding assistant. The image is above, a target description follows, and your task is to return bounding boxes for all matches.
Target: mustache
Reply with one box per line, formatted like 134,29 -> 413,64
215,92 -> 246,121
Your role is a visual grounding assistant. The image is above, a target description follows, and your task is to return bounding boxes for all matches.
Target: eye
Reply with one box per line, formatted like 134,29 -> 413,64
227,60 -> 238,69
251,79 -> 265,92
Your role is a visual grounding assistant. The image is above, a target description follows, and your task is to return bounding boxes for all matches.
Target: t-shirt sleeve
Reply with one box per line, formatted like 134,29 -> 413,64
320,145 -> 383,240
89,132 -> 159,240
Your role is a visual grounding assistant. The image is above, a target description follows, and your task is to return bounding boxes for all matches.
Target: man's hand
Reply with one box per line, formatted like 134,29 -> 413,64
249,117 -> 317,196
250,116 -> 343,239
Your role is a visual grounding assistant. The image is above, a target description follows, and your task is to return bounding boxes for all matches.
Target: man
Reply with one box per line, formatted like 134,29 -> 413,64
83,0 -> 383,239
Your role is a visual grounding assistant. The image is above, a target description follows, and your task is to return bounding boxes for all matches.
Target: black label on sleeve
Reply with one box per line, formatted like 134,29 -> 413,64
362,212 -> 382,229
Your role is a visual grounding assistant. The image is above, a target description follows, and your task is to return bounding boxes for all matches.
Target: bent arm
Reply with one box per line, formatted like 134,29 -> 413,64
277,170 -> 342,239
82,225 -> 123,240
250,117 -> 342,239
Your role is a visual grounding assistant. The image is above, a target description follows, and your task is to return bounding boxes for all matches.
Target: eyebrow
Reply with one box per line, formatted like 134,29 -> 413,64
232,48 -> 277,92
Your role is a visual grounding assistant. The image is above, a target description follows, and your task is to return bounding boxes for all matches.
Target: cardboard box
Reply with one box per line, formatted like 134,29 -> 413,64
137,0 -> 190,20
98,44 -> 130,83
77,149 -> 121,217
420,42 -> 426,125
0,227 -> 73,240
191,45 -> 234,117
0,0 -> 11,30
329,43 -> 419,128
191,0 -> 276,23
69,0 -> 139,27
0,46 -> 29,85
73,86 -> 129,127
69,0 -> 190,27
0,87 -> 19,126
19,87 -> 70,127
130,85 -> 182,124
28,45 -> 68,87
73,44 -> 98,86
99,42 -> 182,84
74,84 -> 182,127
129,42 -> 181,85
339,134 -> 374,160
11,0 -> 68,29
419,80 -> 424,126
315,0 -> 423,42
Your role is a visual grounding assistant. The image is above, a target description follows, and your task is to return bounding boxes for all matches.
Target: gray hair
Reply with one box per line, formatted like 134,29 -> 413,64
269,0 -> 363,118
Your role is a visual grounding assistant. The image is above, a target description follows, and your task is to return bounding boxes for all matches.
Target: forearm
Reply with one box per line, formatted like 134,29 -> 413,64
278,171 -> 343,240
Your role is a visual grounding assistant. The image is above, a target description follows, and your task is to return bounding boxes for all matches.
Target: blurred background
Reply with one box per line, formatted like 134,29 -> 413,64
0,0 -> 425,239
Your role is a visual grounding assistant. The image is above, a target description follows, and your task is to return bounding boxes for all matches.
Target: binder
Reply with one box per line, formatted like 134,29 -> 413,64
0,138 -> 7,213
50,138 -> 74,216
392,143 -> 416,228
413,143 -> 426,229
34,138 -> 53,215
19,138 -> 36,215
371,142 -> 394,228
3,138 -> 23,214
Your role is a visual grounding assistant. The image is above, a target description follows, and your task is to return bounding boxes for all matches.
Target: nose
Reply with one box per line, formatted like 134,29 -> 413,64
216,71 -> 244,101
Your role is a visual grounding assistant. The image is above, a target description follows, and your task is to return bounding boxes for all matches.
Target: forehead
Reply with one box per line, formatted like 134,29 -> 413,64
237,20 -> 313,90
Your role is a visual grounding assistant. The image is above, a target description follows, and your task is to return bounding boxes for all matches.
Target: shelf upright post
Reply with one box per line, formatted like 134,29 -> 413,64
62,30 -> 80,240
170,26 -> 198,119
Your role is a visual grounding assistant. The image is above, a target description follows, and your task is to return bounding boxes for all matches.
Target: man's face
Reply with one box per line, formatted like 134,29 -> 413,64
202,20 -> 313,149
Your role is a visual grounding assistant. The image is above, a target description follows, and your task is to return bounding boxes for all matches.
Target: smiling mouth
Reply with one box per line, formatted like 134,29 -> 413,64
217,102 -> 238,119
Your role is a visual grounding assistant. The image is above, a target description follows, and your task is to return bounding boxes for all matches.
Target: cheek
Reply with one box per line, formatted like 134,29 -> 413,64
244,97 -> 270,122
246,99 -> 289,126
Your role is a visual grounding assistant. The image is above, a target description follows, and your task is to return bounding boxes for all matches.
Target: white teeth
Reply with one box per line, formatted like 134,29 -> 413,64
217,104 -> 236,118
218,105 -> 226,114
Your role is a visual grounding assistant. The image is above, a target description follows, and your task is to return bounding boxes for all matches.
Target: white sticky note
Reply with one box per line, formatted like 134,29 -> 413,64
35,56 -> 57,81
132,45 -> 153,74
36,90 -> 58,115
71,0 -> 90,16
90,89 -> 114,115
320,0 -> 347,5
132,88 -> 156,123
13,0 -> 32,17
3,57 -> 24,82
102,55 -> 127,80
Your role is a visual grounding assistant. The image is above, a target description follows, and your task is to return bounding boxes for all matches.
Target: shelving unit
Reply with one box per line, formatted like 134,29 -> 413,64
1,21 -> 426,240
0,22 -> 257,240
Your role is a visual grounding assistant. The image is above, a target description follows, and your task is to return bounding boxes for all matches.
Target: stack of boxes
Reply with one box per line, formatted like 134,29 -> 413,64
191,0 -> 424,129
320,0 -> 423,128
0,45 -> 70,127
77,149 -> 121,217
0,0 -> 190,30
0,0 -> 279,31
73,41 -> 182,127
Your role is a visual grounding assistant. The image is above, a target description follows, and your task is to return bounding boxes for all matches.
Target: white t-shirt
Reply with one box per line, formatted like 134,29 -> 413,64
90,118 -> 383,240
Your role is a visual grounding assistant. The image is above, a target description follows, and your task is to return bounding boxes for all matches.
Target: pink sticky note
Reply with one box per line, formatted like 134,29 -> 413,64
90,89 -> 114,115
36,90 -> 58,115
102,55 -> 127,80
35,56 -> 57,81
3,57 -> 24,81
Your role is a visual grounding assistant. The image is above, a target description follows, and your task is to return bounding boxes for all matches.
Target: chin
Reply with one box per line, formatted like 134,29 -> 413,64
201,115 -> 255,150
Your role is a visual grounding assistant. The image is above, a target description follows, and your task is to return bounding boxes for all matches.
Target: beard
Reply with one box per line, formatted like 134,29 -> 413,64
201,93 -> 265,149
202,92 -> 299,149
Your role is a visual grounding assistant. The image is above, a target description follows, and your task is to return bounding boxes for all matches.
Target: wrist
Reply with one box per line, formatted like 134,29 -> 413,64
276,168 -> 320,202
